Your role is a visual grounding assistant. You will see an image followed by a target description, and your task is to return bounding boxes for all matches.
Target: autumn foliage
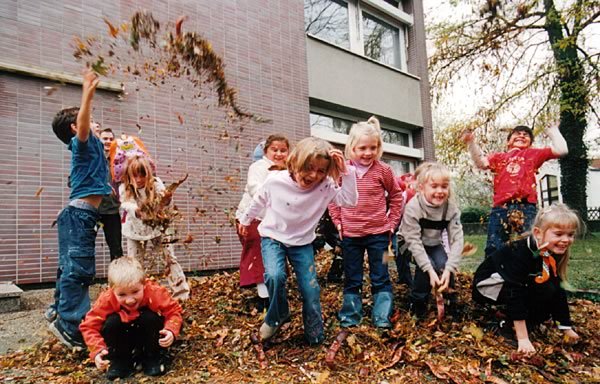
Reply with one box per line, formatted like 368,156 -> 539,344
1,250 -> 599,383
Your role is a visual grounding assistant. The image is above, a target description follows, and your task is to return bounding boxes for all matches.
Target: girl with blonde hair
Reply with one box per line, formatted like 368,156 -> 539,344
239,137 -> 358,344
330,116 -> 403,328
473,203 -> 581,354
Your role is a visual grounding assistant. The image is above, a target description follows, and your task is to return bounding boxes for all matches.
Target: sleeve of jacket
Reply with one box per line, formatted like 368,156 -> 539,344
149,283 -> 183,337
246,160 -> 269,197
550,280 -> 572,327
383,165 -> 404,232
239,178 -> 271,226
118,183 -> 138,216
79,290 -> 115,360
444,203 -> 464,273
400,198 -> 433,273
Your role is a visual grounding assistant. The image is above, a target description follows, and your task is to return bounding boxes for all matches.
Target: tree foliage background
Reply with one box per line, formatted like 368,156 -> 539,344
426,0 -> 599,217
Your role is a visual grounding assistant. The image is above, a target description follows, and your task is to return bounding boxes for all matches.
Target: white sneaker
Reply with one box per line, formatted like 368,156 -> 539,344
259,322 -> 279,341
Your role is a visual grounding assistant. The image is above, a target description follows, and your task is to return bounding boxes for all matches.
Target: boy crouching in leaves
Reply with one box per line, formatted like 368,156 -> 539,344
80,257 -> 183,380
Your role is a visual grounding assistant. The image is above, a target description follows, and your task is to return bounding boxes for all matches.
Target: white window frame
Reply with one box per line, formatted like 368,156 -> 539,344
309,106 -> 423,159
306,0 -> 412,72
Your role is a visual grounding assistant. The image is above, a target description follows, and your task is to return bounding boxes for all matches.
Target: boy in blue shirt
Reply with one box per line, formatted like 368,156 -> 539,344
47,70 -> 112,349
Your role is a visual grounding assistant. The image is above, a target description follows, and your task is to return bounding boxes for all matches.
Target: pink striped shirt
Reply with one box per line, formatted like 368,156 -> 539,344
329,160 -> 403,237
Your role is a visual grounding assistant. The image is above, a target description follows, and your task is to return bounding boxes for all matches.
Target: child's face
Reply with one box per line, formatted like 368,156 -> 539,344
99,131 -> 114,153
419,175 -> 450,207
293,157 -> 329,189
132,170 -> 147,189
352,135 -> 379,166
113,282 -> 145,311
265,140 -> 289,166
507,130 -> 532,150
534,225 -> 575,255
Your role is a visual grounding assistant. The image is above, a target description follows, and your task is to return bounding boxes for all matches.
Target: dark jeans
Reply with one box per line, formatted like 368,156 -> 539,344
99,213 -> 123,260
410,244 -> 454,303
485,202 -> 537,256
102,308 -> 163,361
341,233 -> 392,295
393,234 -> 412,287
54,203 -> 100,337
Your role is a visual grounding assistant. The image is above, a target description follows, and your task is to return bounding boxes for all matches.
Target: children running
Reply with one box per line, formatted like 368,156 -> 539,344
119,155 -> 190,301
48,70 -> 112,349
80,257 -> 183,379
329,116 -> 403,329
235,134 -> 290,310
462,124 -> 568,256
400,162 -> 464,319
472,204 -> 581,354
239,137 -> 358,345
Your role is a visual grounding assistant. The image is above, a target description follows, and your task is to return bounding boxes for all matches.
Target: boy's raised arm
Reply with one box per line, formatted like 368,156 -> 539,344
545,123 -> 568,157
462,131 -> 489,169
76,70 -> 100,143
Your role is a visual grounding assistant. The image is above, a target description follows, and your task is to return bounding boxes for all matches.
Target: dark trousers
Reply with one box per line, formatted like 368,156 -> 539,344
410,244 -> 455,303
99,213 -> 123,260
101,308 -> 163,362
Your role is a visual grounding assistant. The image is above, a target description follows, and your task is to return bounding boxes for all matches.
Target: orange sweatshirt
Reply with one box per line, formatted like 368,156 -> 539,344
80,279 -> 183,359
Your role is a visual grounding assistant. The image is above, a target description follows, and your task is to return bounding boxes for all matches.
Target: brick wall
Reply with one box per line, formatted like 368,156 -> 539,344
0,0 -> 310,284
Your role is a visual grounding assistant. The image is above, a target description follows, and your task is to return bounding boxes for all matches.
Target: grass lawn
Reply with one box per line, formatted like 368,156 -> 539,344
461,233 -> 600,291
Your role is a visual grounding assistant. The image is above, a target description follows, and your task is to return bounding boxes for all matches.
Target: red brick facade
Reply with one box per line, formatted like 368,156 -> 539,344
0,0 -> 310,283
0,0 -> 434,284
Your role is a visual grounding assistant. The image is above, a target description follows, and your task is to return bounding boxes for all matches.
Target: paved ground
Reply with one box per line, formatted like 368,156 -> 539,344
0,285 -> 103,355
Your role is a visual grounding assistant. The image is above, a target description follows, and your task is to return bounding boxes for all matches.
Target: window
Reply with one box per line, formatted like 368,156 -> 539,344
310,112 -> 353,135
383,158 -> 412,175
310,111 -> 412,147
540,175 -> 559,207
362,12 -> 401,69
304,0 -> 411,71
304,0 -> 350,49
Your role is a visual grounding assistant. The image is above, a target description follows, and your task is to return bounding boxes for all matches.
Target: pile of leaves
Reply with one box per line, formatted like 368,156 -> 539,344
1,251 -> 599,383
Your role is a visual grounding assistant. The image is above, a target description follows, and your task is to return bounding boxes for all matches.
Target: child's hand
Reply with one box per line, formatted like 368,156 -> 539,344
427,269 -> 441,289
329,149 -> 347,175
544,122 -> 560,136
517,338 -> 536,354
82,69 -> 100,96
239,225 -> 249,237
438,270 -> 452,292
94,349 -> 110,371
461,130 -> 474,143
563,328 -> 580,343
159,329 -> 174,348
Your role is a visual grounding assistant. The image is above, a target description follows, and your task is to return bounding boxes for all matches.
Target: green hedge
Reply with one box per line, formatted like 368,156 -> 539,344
461,206 -> 489,223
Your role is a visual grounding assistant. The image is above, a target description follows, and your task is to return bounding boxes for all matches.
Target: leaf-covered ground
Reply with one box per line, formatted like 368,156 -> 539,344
1,251 -> 599,383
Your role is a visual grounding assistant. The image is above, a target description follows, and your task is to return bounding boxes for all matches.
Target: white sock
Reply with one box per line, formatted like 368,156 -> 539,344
257,283 -> 269,298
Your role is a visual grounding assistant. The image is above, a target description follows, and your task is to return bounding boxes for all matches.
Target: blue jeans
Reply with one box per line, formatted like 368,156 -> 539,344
261,238 -> 324,345
486,202 -> 537,256
54,202 -> 99,337
339,233 -> 393,327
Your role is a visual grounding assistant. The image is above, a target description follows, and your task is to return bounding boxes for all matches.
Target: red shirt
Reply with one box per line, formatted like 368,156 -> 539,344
329,160 -> 403,237
80,279 -> 183,359
488,147 -> 557,206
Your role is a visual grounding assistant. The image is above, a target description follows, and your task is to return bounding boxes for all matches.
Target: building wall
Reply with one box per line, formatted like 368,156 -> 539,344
0,0 -> 310,284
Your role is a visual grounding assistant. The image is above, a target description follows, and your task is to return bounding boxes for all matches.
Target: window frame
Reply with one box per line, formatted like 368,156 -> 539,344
305,0 -> 412,72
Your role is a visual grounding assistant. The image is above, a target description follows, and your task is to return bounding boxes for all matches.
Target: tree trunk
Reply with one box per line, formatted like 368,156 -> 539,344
544,0 -> 589,221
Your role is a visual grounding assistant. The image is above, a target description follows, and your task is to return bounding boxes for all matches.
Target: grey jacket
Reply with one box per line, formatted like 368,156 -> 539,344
400,193 -> 464,273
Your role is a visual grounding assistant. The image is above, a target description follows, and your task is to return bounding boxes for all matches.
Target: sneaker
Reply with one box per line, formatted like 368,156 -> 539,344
48,320 -> 85,350
44,306 -> 57,323
259,322 -> 280,341
142,355 -> 167,376
106,359 -> 135,380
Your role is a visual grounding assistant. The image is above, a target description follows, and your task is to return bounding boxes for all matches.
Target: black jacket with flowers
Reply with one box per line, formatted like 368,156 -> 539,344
473,236 -> 571,326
